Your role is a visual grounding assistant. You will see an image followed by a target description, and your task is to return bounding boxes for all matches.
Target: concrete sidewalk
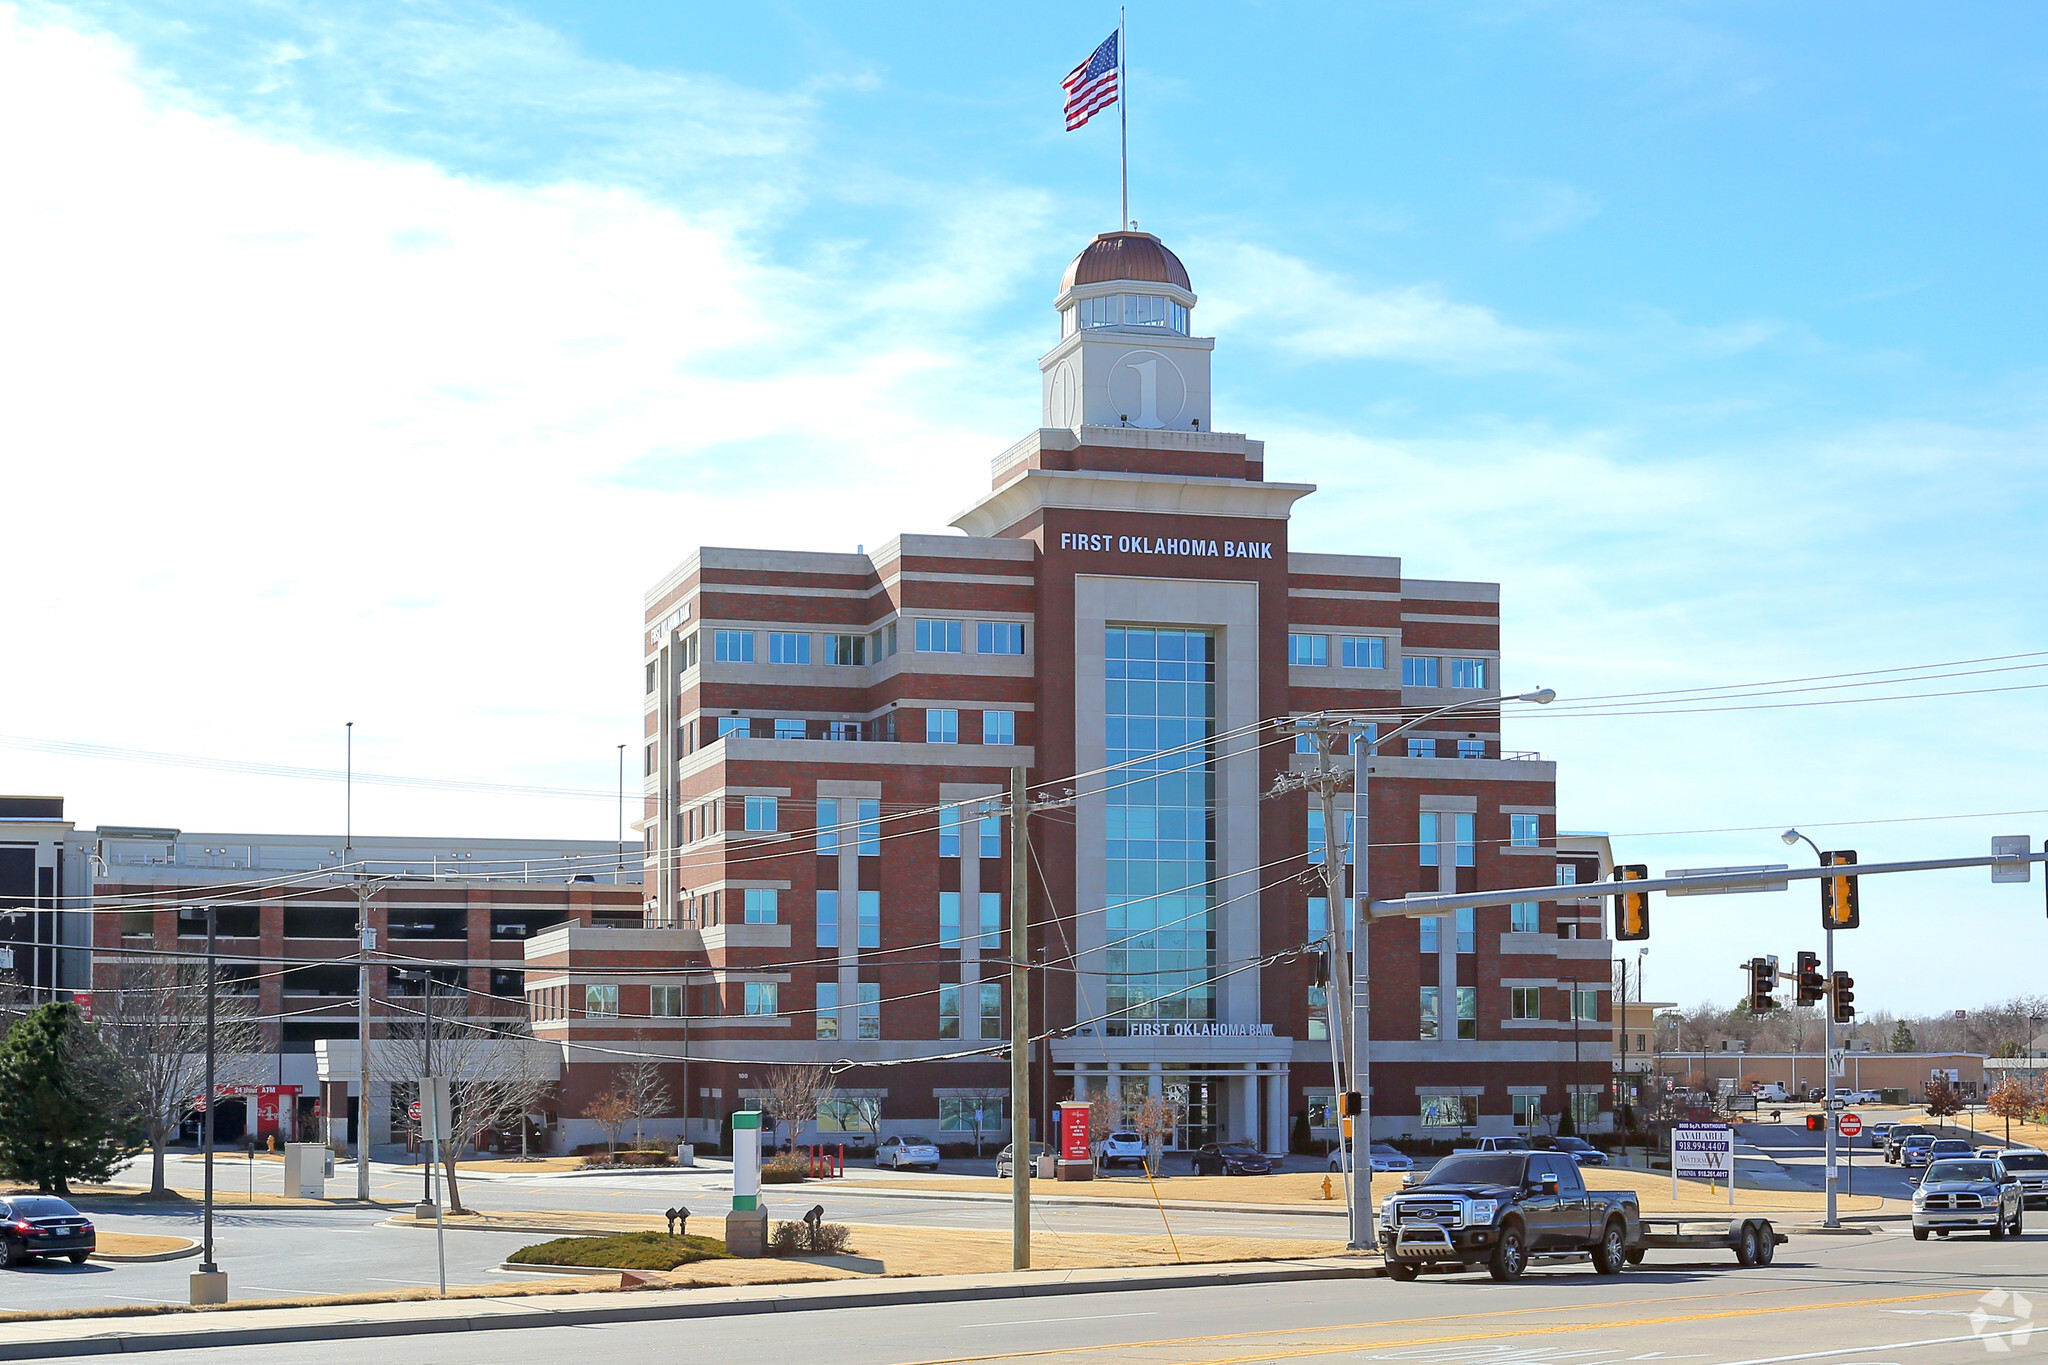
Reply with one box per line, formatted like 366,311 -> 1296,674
0,1257 -> 1377,1360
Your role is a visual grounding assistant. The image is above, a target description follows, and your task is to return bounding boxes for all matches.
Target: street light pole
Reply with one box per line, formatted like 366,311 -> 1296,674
188,904 -> 223,1304
1334,686 -> 1555,1251
1784,828 -> 1837,1230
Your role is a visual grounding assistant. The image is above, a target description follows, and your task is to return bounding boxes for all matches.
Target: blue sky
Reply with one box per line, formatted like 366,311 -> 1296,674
2,1 -> 2045,1015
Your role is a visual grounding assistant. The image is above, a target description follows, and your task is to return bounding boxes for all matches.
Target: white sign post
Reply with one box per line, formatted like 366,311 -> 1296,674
1673,1121 -> 1736,1206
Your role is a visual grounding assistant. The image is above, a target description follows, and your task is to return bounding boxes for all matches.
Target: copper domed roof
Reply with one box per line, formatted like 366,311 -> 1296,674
1060,231 -> 1191,292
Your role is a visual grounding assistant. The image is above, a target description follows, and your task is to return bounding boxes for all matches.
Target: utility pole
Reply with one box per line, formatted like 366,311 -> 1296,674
190,904 -> 223,1304
1008,764 -> 1031,1271
1617,958 -> 1628,1168
353,877 -> 377,1201
616,743 -> 626,883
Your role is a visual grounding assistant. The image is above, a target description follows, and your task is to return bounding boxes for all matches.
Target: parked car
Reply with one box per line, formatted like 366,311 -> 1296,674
1753,1083 -> 1791,1103
1097,1130 -> 1146,1169
1451,1136 -> 1532,1156
1978,1147 -> 2011,1160
1911,1157 -> 2025,1240
1191,1142 -> 1272,1176
1552,1137 -> 1608,1167
1991,1149 -> 2048,1209
1327,1142 -> 1414,1174
1885,1125 -> 1930,1162
1378,1151 -> 1643,1282
994,1141 -> 1045,1179
0,1197 -> 94,1267
873,1134 -> 941,1171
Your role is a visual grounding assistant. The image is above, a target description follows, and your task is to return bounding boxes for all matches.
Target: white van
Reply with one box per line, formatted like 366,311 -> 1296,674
1752,1083 -> 1791,1103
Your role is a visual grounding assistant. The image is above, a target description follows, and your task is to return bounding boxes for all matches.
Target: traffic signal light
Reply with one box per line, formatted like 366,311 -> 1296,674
1806,1113 -> 1824,1131
1794,950 -> 1824,1005
1613,863 -> 1650,941
1339,1091 -> 1363,1118
1831,971 -> 1856,1024
1744,956 -> 1778,1013
1821,849 -> 1860,930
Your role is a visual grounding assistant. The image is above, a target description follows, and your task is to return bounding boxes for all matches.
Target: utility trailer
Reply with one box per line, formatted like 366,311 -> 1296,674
1624,1215 -> 1787,1267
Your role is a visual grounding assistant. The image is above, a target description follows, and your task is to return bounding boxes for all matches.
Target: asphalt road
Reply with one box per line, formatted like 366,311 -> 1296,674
81,1223 -> 2048,1365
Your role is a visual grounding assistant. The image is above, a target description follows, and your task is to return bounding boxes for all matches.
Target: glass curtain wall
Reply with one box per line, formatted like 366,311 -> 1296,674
1104,626 -> 1218,1034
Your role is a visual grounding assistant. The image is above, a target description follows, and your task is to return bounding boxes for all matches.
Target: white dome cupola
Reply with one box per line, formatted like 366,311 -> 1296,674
1041,231 -> 1214,433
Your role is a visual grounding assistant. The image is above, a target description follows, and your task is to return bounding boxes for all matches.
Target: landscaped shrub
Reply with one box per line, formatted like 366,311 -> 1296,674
762,1150 -> 811,1183
579,1148 -> 674,1170
768,1220 -> 853,1256
507,1232 -> 732,1271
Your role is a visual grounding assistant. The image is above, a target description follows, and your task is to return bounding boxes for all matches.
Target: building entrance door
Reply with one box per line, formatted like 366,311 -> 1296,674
1166,1078 -> 1219,1150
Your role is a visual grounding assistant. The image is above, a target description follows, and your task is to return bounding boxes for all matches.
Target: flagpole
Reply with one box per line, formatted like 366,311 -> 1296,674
1119,6 -> 1128,230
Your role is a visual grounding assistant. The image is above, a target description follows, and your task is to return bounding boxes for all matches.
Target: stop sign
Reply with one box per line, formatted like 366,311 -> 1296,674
1839,1113 -> 1862,1137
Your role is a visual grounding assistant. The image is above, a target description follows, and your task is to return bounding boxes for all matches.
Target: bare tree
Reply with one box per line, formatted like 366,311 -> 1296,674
762,1063 -> 834,1151
1126,1093 -> 1179,1170
584,1086 -> 632,1154
371,985 -> 543,1214
95,957 -> 263,1196
619,1036 -> 672,1151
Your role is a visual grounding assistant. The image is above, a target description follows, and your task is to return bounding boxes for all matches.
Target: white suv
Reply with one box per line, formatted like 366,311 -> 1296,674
1097,1130 -> 1146,1168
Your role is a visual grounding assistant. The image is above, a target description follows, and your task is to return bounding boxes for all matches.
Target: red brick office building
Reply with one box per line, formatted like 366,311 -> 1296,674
532,232 -> 1612,1151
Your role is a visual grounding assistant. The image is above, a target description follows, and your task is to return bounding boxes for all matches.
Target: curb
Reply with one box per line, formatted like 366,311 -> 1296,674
384,1218 -> 631,1238
0,1258 -> 1380,1359
90,1241 -> 202,1264
495,1262 -> 620,1276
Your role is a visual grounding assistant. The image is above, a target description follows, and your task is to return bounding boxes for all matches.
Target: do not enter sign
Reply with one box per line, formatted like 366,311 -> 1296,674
1838,1113 -> 1862,1137
407,1100 -> 422,1125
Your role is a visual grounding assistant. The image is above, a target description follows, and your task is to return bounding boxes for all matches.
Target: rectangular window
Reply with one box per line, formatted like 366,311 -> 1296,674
1308,807 -> 1327,865
938,892 -> 962,948
650,985 -> 682,1017
744,796 -> 777,831
714,629 -> 755,663
938,984 -> 961,1039
1455,906 -> 1475,954
1510,901 -> 1539,933
1295,729 -> 1318,754
1402,655 -> 1441,687
1418,811 -> 1440,866
914,619 -> 963,653
1419,914 -> 1440,954
1574,987 -> 1600,1022
584,984 -> 618,1018
1511,986 -> 1542,1020
769,632 -> 811,665
1407,737 -> 1437,758
1457,986 -> 1478,1039
827,721 -> 861,741
1556,862 -> 1578,886
1454,812 -> 1475,868
926,708 -> 958,743
1288,633 -> 1329,666
816,982 -> 839,1039
857,800 -> 880,856
979,982 -> 1003,1039
1450,657 -> 1488,689
774,718 -> 806,741
979,813 -> 1002,859
743,981 -> 778,1016
982,710 -> 1016,746
1418,986 -> 1440,1041
1308,985 -> 1328,1040
718,716 -> 749,739
871,622 -> 898,658
939,805 -> 961,858
1340,636 -> 1386,669
857,982 -> 881,1039
976,621 -> 1025,655
1421,1095 -> 1479,1127
940,1096 -> 1005,1132
1510,813 -> 1540,847
1348,722 -> 1379,755
1457,739 -> 1484,759
1513,1093 -> 1543,1127
857,891 -> 880,948
817,799 -> 840,853
825,633 -> 866,666
818,1096 -> 879,1133
978,892 -> 1001,948
744,888 -> 778,924
1571,1092 -> 1601,1129
816,890 -> 839,948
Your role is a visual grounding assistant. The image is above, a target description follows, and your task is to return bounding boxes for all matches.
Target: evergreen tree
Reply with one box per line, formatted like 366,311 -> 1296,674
0,1002 -> 130,1194
1890,1021 -> 1917,1053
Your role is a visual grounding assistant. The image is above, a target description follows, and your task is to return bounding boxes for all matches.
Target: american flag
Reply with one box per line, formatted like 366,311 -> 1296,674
1062,31 -> 1119,131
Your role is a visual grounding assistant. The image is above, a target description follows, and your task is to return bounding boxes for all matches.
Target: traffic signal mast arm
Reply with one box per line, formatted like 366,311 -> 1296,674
1370,847 -> 2046,919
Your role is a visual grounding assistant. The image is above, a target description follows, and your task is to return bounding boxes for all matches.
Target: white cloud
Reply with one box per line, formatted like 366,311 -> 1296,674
1195,243 -> 1562,372
1498,178 -> 1602,242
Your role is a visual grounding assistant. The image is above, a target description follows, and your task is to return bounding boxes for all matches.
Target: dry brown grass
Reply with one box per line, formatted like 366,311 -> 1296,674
94,1232 -> 196,1257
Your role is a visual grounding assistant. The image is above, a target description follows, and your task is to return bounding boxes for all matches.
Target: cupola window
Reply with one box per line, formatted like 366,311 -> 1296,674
1061,293 -> 1191,337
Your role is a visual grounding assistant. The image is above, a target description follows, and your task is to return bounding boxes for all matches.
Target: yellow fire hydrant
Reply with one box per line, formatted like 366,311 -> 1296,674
1321,1175 -> 1334,1200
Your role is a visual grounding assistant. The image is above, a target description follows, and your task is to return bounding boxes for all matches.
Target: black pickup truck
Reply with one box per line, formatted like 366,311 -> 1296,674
1378,1151 -> 1642,1281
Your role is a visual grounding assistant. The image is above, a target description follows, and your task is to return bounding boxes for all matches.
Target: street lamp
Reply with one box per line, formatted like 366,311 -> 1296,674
1782,828 -> 1842,1229
1325,686 -> 1556,1250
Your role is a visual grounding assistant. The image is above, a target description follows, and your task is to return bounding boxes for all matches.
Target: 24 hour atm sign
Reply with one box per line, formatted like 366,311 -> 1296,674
1059,532 -> 1275,559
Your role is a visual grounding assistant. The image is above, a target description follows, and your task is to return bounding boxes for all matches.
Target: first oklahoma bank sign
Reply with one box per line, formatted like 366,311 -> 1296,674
1058,531 -> 1276,560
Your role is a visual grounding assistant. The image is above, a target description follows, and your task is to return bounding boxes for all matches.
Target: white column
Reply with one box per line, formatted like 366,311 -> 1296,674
1265,1065 -> 1290,1154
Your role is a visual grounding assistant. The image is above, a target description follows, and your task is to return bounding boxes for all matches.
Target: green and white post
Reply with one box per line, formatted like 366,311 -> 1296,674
726,1109 -> 768,1257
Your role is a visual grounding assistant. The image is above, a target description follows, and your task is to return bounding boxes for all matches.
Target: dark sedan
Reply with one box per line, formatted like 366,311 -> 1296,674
1,1197 -> 95,1267
1552,1137 -> 1608,1167
1191,1142 -> 1272,1176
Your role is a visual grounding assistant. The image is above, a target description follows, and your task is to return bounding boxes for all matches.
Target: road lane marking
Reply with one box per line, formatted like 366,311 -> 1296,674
893,1288 -> 1985,1365
965,1313 -> 1159,1329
